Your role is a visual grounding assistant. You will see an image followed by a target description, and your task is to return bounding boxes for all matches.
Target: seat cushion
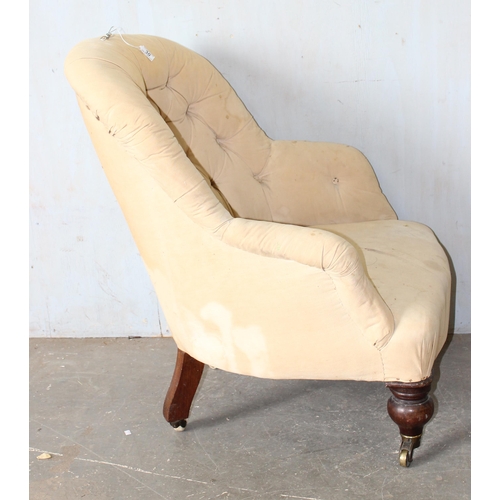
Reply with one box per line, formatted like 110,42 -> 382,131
314,220 -> 451,382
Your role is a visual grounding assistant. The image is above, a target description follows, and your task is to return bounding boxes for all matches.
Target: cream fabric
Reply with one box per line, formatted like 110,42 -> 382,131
65,34 -> 450,382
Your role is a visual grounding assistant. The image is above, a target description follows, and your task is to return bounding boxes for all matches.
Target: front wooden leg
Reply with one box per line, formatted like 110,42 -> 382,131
386,377 -> 434,467
163,349 -> 205,431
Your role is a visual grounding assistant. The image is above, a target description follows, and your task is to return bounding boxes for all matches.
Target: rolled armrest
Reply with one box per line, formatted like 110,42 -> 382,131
217,218 -> 395,348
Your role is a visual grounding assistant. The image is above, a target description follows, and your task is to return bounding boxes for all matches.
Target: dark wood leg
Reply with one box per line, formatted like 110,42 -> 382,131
163,348 -> 205,431
386,376 -> 434,467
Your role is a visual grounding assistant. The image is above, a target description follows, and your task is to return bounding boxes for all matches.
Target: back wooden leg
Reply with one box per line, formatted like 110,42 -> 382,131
163,349 -> 205,431
386,377 -> 434,467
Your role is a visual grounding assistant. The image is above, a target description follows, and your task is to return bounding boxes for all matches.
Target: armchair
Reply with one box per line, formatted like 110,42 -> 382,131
65,34 -> 451,467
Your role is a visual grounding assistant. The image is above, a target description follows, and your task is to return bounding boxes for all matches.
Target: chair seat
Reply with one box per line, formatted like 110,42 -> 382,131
314,219 -> 450,382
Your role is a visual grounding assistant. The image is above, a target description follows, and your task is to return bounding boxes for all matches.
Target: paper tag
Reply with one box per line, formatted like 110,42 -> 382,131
139,45 -> 155,61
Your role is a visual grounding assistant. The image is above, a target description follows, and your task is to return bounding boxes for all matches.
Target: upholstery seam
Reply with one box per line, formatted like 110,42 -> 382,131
198,128 -> 273,221
254,143 -> 274,220
324,271 -> 383,356
254,141 -> 273,178
217,116 -> 254,142
259,182 -> 274,223
378,348 -> 387,380
172,179 -> 205,203
199,70 -> 216,102
166,85 -> 189,109
213,218 -> 233,239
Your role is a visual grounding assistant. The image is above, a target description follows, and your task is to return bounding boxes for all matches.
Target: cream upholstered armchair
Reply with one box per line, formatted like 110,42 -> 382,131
65,33 -> 451,467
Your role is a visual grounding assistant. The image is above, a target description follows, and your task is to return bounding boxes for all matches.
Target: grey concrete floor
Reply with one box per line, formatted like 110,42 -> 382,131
30,334 -> 470,500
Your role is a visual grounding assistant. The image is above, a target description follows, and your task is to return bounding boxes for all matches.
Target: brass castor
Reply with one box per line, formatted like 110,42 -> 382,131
399,449 -> 410,467
398,434 -> 421,467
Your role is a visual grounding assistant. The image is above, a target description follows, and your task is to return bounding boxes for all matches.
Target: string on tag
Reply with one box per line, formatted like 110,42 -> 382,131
100,26 -> 155,62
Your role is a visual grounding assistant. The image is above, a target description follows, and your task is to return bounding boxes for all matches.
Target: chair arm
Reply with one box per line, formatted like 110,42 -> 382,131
217,218 -> 395,348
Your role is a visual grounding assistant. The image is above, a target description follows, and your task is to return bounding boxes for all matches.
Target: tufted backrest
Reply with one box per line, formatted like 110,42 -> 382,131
146,43 -> 273,221
146,38 -> 277,222
66,34 -> 396,231
66,34 -> 276,224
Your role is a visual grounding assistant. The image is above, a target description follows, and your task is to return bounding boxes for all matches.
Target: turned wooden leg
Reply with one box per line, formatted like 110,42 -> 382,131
163,349 -> 205,431
386,376 -> 434,467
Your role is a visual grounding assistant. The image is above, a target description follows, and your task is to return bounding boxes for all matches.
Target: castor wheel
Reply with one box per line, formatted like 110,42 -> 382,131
398,434 -> 421,467
170,419 -> 187,431
399,448 -> 410,467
